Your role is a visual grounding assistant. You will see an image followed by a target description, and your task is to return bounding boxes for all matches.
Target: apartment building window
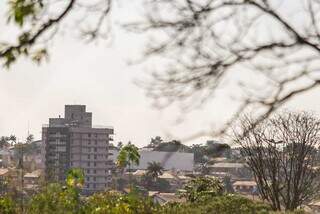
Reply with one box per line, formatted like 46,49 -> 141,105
87,154 -> 90,159
88,133 -> 91,138
94,162 -> 97,167
94,155 -> 97,160
87,162 -> 90,167
87,169 -> 90,174
93,170 -> 97,174
88,140 -> 91,145
93,177 -> 96,181
94,148 -> 97,152
86,184 -> 89,189
93,184 -> 96,189
86,177 -> 90,181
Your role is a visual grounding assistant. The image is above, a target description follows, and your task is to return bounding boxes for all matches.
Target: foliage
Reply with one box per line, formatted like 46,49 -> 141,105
0,197 -> 16,214
180,177 -> 224,203
191,142 -> 231,164
146,161 -> 164,180
116,142 -> 140,169
27,183 -> 81,214
140,175 -> 171,192
147,136 -> 163,148
234,111 -> 320,211
160,195 -> 271,214
66,168 -> 85,189
153,140 -> 192,153
82,191 -> 159,214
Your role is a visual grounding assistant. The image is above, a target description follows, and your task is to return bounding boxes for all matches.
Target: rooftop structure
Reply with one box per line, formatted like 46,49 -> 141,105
42,105 -> 114,195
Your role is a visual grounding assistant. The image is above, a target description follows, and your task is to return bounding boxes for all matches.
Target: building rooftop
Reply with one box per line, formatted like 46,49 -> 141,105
159,172 -> 176,180
211,162 -> 245,168
132,169 -> 147,176
0,168 -> 9,176
154,193 -> 186,204
233,181 -> 257,186
24,170 -> 42,178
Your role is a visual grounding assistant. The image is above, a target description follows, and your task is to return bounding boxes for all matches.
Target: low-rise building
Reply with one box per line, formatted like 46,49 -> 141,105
209,162 -> 252,179
0,149 -> 12,167
24,169 -> 42,190
151,192 -> 186,205
109,150 -> 194,171
233,180 -> 257,194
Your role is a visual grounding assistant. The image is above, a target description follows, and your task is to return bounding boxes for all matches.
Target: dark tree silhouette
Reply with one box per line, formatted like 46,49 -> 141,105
2,0 -> 320,137
132,0 -> 320,136
233,111 -> 320,211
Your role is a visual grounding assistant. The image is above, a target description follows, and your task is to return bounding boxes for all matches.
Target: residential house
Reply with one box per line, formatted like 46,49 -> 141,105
233,180 -> 257,195
150,192 -> 186,205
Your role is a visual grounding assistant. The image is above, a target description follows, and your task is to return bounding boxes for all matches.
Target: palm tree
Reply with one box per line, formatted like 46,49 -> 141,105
146,161 -> 164,181
116,142 -> 140,188
66,168 -> 85,189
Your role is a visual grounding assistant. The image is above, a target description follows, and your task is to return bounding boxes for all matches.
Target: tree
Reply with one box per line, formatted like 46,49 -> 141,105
148,136 -> 163,148
205,141 -> 231,158
180,177 -> 224,203
196,163 -> 210,175
233,111 -> 320,211
8,135 -> 16,146
0,137 -> 9,149
117,142 -> 140,170
117,142 -> 123,150
66,168 -> 84,189
146,161 -> 164,181
116,142 -> 140,187
26,134 -> 34,144
133,0 -> 320,137
2,1 -> 320,140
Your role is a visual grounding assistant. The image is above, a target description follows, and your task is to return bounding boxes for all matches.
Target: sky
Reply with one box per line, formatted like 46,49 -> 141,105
0,1 -> 319,147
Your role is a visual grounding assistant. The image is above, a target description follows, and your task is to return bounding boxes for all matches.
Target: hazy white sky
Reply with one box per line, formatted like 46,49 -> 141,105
0,1 -> 319,147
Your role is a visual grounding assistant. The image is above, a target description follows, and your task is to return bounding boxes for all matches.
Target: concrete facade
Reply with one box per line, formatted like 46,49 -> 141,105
42,105 -> 114,194
109,150 -> 194,171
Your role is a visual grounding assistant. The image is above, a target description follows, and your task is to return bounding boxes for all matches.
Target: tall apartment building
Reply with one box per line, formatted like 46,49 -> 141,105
42,105 -> 114,194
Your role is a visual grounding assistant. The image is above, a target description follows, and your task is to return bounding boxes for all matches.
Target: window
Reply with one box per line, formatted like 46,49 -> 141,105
93,177 -> 96,181
87,154 -> 90,159
86,184 -> 89,188
87,162 -> 90,167
94,155 -> 97,160
94,148 -> 97,152
86,177 -> 90,181
87,169 -> 90,174
94,170 -> 97,174
88,140 -> 91,145
94,162 -> 97,167
88,133 -> 91,137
